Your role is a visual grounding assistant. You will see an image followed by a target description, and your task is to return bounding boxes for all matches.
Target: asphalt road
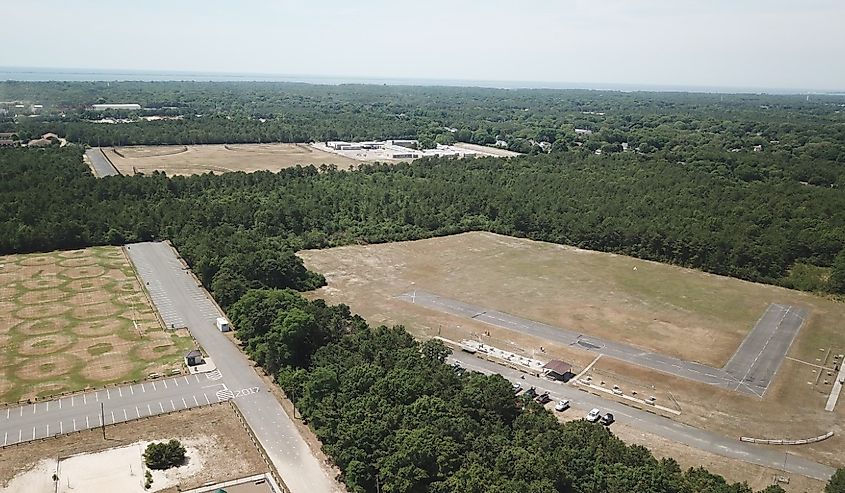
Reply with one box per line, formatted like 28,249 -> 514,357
84,147 -> 120,177
0,373 -> 227,446
126,242 -> 340,493
450,353 -> 835,481
400,291 -> 806,396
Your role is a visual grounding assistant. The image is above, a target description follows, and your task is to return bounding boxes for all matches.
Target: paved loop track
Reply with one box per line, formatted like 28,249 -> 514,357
399,291 -> 806,396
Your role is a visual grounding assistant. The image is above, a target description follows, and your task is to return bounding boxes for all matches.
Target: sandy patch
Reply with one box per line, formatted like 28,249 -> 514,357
131,340 -> 179,362
19,277 -> 65,290
62,266 -> 106,279
17,256 -> 56,267
71,302 -> 121,320
15,333 -> 75,356
15,304 -> 69,319
0,458 -> 55,493
16,288 -> 70,305
57,249 -> 88,259
103,269 -> 130,282
70,319 -> 123,337
78,354 -> 134,382
16,353 -> 79,381
13,318 -> 74,336
65,277 -> 111,292
57,257 -> 98,268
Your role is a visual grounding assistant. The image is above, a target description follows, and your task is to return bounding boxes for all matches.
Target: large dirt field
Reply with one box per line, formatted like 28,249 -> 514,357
105,143 -> 361,176
299,231 -> 845,469
0,246 -> 194,403
0,403 -> 267,492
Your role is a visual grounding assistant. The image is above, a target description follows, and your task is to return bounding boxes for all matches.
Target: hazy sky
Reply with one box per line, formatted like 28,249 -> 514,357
5,0 -> 844,90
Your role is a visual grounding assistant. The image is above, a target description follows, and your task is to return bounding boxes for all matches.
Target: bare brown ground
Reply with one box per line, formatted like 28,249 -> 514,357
17,288 -> 69,305
71,318 -> 124,337
20,276 -> 64,290
14,317 -> 72,336
299,232 -> 845,469
65,277 -> 111,292
63,265 -> 107,279
71,302 -> 122,320
17,255 -> 56,266
57,256 -> 98,267
0,404 -> 267,490
16,353 -> 79,380
15,303 -> 70,318
77,354 -> 135,381
107,143 -> 362,176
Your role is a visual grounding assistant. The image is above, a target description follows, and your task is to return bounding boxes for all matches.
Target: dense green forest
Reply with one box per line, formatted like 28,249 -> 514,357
2,146 -> 844,295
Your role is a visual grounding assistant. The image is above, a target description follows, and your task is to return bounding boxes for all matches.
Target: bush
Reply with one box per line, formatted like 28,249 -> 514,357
143,439 -> 186,470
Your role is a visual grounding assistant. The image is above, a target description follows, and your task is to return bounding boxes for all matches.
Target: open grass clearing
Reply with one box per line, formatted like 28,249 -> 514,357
106,143 -> 361,176
0,246 -> 194,403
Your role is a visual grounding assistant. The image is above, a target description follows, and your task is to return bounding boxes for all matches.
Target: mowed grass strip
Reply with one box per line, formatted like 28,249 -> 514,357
0,246 -> 194,403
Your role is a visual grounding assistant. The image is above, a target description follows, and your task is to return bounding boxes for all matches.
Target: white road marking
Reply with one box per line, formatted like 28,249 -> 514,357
110,411 -> 115,424
130,386 -> 134,395
170,399 -> 176,411
204,394 -> 211,405
32,426 -> 35,439
163,381 -> 168,389
46,402 -> 49,411
3,432 -> 6,446
182,397 -> 187,408
141,383 -> 146,393
106,389 -> 110,399
73,418 -> 77,431
148,404 -> 152,415
159,402 -> 164,412
152,382 -> 157,391
136,406 -> 140,418
118,387 -> 123,397
174,379 -> 179,387
18,430 -> 21,443
86,416 -> 90,428
193,395 -> 199,406
124,409 -> 128,421
59,421 -> 63,434
83,394 -> 87,405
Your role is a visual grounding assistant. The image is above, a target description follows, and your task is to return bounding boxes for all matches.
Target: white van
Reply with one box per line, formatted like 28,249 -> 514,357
216,317 -> 231,332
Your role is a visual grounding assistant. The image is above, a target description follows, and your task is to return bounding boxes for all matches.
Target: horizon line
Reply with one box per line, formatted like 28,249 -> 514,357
2,65 -> 844,96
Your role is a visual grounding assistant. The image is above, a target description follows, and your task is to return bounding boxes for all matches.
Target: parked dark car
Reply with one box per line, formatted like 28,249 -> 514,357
524,387 -> 537,399
600,413 -> 615,426
534,392 -> 551,404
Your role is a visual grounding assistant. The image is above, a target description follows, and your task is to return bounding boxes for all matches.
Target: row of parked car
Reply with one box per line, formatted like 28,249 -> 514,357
512,382 -> 614,425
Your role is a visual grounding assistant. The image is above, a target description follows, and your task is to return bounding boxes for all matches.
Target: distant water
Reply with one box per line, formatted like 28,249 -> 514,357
0,66 -> 838,95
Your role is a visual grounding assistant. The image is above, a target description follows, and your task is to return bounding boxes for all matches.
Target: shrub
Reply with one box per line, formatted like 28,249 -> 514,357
143,439 -> 186,470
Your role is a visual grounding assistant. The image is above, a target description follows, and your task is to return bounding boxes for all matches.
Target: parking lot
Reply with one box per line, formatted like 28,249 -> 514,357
0,373 -> 231,447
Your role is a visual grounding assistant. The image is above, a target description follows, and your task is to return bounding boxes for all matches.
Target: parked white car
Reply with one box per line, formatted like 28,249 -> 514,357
554,399 -> 570,411
585,408 -> 601,422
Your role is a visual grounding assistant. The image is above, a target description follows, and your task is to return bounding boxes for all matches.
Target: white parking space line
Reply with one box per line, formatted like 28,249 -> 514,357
73,418 -> 77,431
193,396 -> 199,406
159,403 -> 164,413
148,404 -> 153,415
86,416 -> 90,428
205,394 -> 210,405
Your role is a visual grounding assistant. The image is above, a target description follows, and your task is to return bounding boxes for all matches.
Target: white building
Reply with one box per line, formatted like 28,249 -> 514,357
91,103 -> 141,111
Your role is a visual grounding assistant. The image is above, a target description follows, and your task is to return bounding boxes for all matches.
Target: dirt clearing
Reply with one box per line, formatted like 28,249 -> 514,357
106,143 -> 361,176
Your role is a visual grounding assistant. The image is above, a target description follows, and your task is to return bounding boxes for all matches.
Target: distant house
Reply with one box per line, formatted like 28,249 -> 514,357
543,360 -> 575,382
185,350 -> 203,367
574,128 -> 593,135
752,144 -> 763,152
0,139 -> 17,147
0,132 -> 16,139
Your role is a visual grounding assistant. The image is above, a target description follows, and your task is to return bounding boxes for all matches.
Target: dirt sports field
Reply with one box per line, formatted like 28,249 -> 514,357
0,246 -> 194,403
105,143 -> 361,176
299,231 -> 845,470
0,403 -> 266,493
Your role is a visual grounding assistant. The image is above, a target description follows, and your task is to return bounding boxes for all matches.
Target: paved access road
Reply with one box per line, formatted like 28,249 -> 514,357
450,353 -> 835,481
84,147 -> 120,177
0,372 -> 228,447
126,242 -> 341,493
400,291 -> 806,396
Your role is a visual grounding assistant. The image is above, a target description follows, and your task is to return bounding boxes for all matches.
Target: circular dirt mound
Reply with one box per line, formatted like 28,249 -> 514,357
20,277 -> 65,290
16,353 -> 79,381
79,355 -> 135,382
71,302 -> 122,320
16,333 -> 75,356
16,303 -> 70,319
57,257 -> 98,268
63,266 -> 107,279
57,249 -> 88,259
17,288 -> 70,305
72,318 -> 124,337
18,255 -> 57,266
66,277 -> 111,292
14,317 -> 74,336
